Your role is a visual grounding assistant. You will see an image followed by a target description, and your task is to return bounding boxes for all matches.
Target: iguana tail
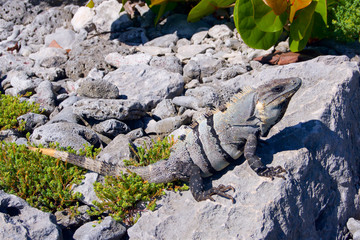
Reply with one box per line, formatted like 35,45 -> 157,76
27,146 -> 172,183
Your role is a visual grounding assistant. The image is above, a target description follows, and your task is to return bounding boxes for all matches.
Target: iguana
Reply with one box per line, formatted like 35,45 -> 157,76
28,77 -> 302,202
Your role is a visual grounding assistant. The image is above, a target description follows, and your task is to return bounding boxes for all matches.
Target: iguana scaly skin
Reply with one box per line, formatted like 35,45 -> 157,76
29,77 -> 302,202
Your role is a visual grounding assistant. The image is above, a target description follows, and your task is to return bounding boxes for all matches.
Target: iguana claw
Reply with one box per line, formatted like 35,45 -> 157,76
206,184 -> 235,203
258,166 -> 287,180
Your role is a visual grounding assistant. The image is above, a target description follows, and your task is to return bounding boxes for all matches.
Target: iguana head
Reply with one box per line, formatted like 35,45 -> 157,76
255,77 -> 302,137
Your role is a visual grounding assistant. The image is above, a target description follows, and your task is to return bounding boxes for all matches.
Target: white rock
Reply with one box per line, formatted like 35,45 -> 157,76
105,52 -> 152,68
92,0 -> 122,32
71,6 -> 95,32
44,28 -> 76,50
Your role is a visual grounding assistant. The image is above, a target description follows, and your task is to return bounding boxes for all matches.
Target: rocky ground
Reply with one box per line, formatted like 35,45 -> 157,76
1,0 -> 360,239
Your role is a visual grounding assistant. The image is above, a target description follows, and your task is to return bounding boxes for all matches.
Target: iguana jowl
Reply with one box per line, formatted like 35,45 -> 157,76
29,77 -> 302,202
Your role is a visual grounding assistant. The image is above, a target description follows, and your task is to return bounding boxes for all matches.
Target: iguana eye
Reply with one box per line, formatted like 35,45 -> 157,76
272,86 -> 284,92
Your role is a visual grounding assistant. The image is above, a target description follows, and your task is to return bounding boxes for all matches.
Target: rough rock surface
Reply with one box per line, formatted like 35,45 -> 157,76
1,0 -> 360,239
0,190 -> 62,240
128,56 -> 360,240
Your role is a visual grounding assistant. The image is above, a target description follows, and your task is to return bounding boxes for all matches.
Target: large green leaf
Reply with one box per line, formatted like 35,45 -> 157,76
262,0 -> 288,15
289,1 -> 317,41
234,0 -> 282,49
253,0 -> 287,32
188,0 -> 235,22
289,0 -> 313,22
289,15 -> 314,51
314,0 -> 327,25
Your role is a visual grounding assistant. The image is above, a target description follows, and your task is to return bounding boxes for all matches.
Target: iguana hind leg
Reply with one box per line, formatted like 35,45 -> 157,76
188,164 -> 235,203
245,133 -> 286,180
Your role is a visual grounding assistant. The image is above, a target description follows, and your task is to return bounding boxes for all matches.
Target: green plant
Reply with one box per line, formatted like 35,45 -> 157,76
91,136 -> 188,225
0,142 -> 86,212
0,93 -> 41,131
328,0 -> 360,42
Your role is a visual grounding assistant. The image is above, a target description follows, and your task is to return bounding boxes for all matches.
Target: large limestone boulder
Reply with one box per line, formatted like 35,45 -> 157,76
128,55 -> 360,240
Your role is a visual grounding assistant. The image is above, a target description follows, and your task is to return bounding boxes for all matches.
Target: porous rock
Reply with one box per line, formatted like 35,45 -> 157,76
92,119 -> 130,138
73,216 -> 126,240
77,78 -> 119,99
128,56 -> 360,240
73,98 -> 146,121
96,134 -> 134,166
30,122 -> 101,150
0,190 -> 61,240
149,55 -> 183,74
103,64 -> 184,110
65,38 -> 129,79
17,112 -> 48,132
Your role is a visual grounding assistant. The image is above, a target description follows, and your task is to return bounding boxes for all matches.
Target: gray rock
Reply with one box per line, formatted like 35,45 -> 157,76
44,28 -> 76,50
0,190 -> 61,240
30,122 -> 101,150
92,119 -> 130,138
126,128 -> 145,141
105,52 -> 152,68
208,24 -> 233,39
73,98 -> 146,121
183,60 -> 201,83
72,172 -> 101,205
0,0 -> 27,24
87,68 -> 105,80
145,115 -> 191,134
0,129 -> 21,142
192,54 -> 225,78
18,7 -> 74,48
191,31 -> 208,45
92,0 -> 123,32
176,44 -> 213,61
17,112 -> 48,132
31,80 -> 56,114
0,19 -> 14,41
185,85 -> 223,108
65,38 -> 129,79
77,78 -> 119,99
136,45 -> 172,56
29,47 -> 68,68
0,52 -> 35,75
5,70 -> 42,95
152,99 -> 177,120
96,134 -> 134,166
224,38 -> 242,50
103,64 -> 184,110
145,33 -> 178,48
49,106 -> 80,124
59,95 -> 80,109
128,56 -> 360,240
172,96 -> 200,110
73,216 -> 126,240
347,218 -> 360,240
176,38 -> 191,48
55,205 -> 91,229
220,64 -> 248,81
149,56 -> 183,74
161,14 -> 210,39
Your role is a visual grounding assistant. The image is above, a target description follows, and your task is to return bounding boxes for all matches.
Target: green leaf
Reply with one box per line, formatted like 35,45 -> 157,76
188,0 -> 235,22
234,0 -> 282,49
289,15 -> 314,51
86,0 -> 94,8
253,0 -> 287,32
314,0 -> 327,25
289,1 -> 317,41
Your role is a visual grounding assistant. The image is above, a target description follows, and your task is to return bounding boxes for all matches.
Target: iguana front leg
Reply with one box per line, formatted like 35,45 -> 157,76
245,133 -> 286,180
188,164 -> 235,203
